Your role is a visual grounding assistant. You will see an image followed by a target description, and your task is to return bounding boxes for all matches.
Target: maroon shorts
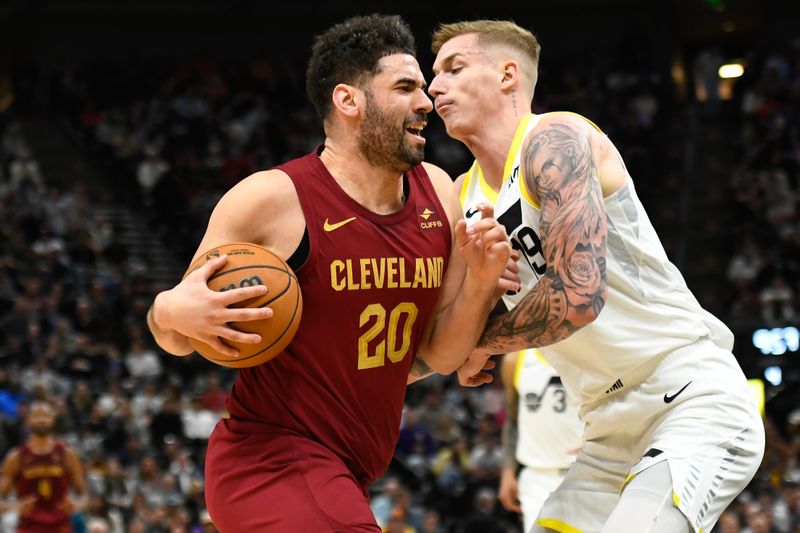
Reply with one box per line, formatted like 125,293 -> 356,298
205,420 -> 381,533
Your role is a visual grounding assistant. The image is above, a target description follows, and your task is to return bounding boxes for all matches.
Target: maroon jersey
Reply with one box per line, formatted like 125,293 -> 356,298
16,442 -> 70,532
224,149 -> 451,487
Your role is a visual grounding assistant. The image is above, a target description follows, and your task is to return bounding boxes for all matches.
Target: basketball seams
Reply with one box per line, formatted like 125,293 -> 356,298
207,264 -> 289,282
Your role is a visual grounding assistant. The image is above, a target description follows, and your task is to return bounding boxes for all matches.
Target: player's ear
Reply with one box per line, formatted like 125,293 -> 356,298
499,60 -> 520,93
331,84 -> 361,118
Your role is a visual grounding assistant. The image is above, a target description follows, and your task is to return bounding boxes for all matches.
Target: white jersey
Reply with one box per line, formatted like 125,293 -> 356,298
461,112 -> 735,407
514,349 -> 583,469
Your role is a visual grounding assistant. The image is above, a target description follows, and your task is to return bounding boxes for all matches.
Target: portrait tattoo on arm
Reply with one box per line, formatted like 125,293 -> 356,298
478,121 -> 608,353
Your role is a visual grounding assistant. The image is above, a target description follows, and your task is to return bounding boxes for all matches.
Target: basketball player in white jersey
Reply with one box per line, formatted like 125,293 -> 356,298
429,20 -> 765,533
499,349 -> 583,533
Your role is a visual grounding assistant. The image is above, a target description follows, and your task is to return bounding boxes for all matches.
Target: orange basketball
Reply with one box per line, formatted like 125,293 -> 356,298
184,243 -> 302,368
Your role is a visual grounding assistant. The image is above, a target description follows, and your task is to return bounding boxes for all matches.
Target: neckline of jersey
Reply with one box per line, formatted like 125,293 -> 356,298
473,113 -> 536,204
311,146 -> 419,225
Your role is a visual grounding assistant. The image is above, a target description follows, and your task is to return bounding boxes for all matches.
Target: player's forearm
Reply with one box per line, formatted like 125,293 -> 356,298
502,416 -> 520,470
477,271 -> 606,353
421,272 -> 496,374
147,293 -> 194,356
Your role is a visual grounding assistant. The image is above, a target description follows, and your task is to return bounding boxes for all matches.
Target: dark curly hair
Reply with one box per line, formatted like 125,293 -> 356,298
306,14 -> 416,121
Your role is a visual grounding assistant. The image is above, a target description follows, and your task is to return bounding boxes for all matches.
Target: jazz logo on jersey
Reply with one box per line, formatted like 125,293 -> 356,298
419,207 -> 443,230
525,376 -> 567,413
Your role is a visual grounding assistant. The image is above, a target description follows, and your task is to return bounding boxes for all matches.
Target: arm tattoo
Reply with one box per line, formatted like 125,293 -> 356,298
479,121 -> 608,352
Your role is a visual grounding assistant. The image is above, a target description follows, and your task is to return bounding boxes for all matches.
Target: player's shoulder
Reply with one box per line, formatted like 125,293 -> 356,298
420,162 -> 457,199
217,170 -> 299,215
452,171 -> 470,190
2,447 -> 21,469
524,112 -> 610,161
534,111 -> 604,133
229,169 -> 296,200
420,162 -> 452,186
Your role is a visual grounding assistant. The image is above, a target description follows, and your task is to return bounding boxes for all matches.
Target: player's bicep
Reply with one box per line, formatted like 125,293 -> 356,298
522,120 -> 608,325
192,170 -> 304,264
415,164 -> 467,363
422,163 -> 468,316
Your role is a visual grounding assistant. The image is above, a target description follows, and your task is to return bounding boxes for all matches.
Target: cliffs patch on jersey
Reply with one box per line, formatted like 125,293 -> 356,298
419,206 -> 443,230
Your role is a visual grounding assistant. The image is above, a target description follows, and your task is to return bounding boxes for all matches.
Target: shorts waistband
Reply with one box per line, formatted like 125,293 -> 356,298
580,337 -> 713,416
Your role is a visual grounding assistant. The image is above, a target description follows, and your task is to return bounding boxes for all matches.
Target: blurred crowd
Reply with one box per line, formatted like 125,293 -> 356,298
0,38 -> 797,533
725,45 -> 800,333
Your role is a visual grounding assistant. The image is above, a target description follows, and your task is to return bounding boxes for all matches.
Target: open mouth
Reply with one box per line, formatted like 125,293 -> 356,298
405,124 -> 426,140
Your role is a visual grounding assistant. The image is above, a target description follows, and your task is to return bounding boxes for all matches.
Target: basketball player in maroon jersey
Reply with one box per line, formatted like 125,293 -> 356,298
0,401 -> 87,533
146,14 -> 514,533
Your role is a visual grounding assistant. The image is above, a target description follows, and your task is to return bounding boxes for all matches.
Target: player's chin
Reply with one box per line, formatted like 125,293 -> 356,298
402,143 -> 425,167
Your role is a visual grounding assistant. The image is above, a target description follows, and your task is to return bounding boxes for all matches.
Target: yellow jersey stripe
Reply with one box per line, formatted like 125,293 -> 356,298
620,471 -> 638,493
519,173 -> 540,208
475,164 -> 499,204
459,164 -> 475,209
503,113 -> 535,179
536,518 -> 584,533
514,114 -> 540,208
474,114 -> 536,205
513,350 -> 526,389
748,379 -> 765,418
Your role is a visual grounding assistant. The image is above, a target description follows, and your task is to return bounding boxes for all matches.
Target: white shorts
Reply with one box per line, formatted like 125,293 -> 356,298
534,340 -> 765,533
518,466 -> 570,533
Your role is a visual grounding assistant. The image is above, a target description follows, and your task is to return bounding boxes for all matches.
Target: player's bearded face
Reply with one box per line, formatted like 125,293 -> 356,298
358,92 -> 425,172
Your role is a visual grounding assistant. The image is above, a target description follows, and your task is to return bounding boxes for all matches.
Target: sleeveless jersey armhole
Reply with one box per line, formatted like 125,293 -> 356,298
286,228 -> 309,271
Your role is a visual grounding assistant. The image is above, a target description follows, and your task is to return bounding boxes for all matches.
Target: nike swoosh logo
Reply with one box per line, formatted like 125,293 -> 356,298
323,217 -> 357,232
465,207 -> 478,218
663,381 -> 692,403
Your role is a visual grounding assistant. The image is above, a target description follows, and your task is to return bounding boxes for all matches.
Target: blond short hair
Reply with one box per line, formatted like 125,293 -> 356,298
432,20 -> 541,96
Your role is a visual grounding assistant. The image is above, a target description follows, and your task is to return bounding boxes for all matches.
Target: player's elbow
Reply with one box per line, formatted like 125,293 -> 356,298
425,355 -> 458,376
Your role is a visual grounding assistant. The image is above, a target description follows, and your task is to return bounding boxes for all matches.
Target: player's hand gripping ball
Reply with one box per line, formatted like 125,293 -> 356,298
184,243 -> 302,368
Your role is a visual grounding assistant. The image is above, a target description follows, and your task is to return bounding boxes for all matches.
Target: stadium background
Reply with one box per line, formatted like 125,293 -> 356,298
0,0 -> 798,531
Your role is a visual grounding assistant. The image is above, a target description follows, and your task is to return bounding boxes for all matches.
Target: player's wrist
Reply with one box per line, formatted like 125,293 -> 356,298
151,291 -> 174,333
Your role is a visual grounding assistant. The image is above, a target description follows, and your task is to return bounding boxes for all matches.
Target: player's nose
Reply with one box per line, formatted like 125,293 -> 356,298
415,88 -> 433,114
428,74 -> 444,99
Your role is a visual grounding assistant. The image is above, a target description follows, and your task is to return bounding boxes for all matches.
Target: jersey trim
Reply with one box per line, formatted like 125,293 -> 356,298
515,114 -> 542,209
460,166 -> 474,208
513,350 -> 526,389
475,164 -> 498,204
504,114 -> 535,179
536,518 -> 584,533
474,114 -> 536,204
533,348 -> 549,366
